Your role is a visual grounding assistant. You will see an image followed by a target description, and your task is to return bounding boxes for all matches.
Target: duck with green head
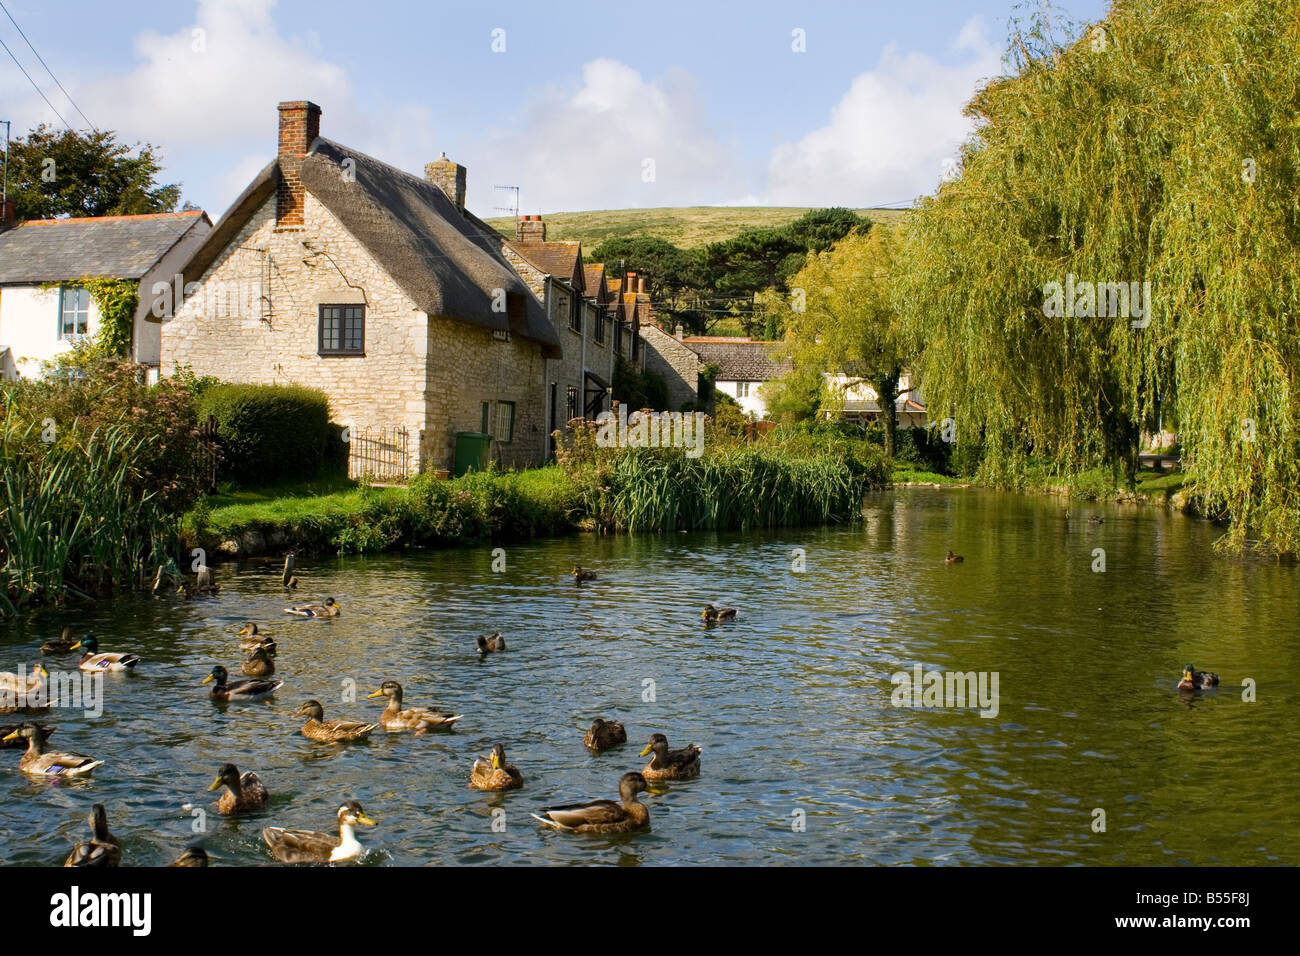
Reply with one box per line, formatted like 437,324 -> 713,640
1178,663 -> 1219,692
202,665 -> 282,702
72,635 -> 140,672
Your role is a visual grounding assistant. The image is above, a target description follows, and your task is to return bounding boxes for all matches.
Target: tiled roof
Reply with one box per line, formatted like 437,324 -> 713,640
583,263 -> 608,300
0,211 -> 210,284
509,240 -> 584,291
681,338 -> 792,382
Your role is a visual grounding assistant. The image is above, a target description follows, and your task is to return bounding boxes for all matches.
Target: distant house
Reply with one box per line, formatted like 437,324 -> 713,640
0,203 -> 211,380
160,101 -> 562,474
822,371 -> 927,428
639,327 -> 790,419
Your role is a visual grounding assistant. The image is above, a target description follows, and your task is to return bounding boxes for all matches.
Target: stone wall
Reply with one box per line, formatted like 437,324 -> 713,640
640,324 -> 702,411
161,191 -> 547,473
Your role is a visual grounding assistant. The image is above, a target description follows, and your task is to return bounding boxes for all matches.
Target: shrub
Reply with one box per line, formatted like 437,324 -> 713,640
197,384 -> 332,485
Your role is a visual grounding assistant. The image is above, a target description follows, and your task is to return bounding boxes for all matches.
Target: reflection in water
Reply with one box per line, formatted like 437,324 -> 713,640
0,489 -> 1297,865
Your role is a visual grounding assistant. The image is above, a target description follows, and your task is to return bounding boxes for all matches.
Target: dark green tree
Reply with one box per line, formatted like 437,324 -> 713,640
5,125 -> 181,220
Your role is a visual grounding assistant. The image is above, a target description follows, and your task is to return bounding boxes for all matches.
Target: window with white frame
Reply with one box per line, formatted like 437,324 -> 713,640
59,286 -> 90,339
736,382 -> 751,398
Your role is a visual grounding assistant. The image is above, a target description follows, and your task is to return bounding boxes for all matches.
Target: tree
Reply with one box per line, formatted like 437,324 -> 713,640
5,125 -> 181,220
895,0 -> 1300,552
785,226 -> 910,457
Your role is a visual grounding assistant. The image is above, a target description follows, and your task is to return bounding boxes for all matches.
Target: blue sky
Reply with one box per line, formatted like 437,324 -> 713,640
0,0 -> 1107,219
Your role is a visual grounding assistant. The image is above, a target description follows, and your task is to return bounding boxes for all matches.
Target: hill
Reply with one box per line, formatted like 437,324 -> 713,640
481,206 -> 909,249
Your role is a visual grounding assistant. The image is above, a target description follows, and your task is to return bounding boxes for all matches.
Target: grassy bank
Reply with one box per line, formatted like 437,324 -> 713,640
190,442 -> 890,558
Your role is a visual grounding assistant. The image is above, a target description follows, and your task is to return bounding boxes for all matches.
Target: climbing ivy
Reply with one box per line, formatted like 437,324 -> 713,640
39,277 -> 137,358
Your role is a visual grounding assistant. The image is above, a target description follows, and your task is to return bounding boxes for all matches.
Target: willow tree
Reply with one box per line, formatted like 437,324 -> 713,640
896,0 -> 1300,552
786,226 -> 909,456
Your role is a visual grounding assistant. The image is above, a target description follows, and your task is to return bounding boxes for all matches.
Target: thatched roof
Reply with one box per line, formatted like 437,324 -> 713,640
177,139 -> 561,357
0,211 -> 211,284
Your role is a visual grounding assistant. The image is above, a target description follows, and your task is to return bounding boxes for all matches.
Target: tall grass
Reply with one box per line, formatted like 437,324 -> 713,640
0,409 -> 175,615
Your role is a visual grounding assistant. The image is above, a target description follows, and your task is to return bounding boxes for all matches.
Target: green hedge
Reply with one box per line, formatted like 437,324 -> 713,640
197,384 -> 334,485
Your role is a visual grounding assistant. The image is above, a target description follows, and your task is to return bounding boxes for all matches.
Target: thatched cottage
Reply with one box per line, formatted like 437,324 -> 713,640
159,101 -> 562,473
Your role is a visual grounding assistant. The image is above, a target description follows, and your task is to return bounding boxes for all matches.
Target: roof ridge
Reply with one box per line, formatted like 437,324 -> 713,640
20,210 -> 205,227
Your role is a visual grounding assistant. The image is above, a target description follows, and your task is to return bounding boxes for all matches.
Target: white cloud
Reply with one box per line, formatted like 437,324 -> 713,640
759,17 -> 1001,208
474,58 -> 737,214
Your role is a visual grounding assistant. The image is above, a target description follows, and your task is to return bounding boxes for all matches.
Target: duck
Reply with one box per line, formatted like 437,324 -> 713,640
366,681 -> 461,732
583,717 -> 627,752
41,627 -> 82,655
71,635 -> 140,672
208,763 -> 270,815
282,553 -> 299,590
292,700 -> 377,743
0,721 -> 52,748
944,550 -> 964,564
1088,515 -> 1104,525
237,623 -> 277,655
701,604 -> 737,623
63,804 -> 120,867
262,800 -> 376,864
476,631 -> 506,654
3,722 -> 103,776
0,663 -> 48,705
469,743 -> 524,791
241,647 -> 276,678
169,846 -> 209,867
639,733 -> 702,781
1178,663 -> 1219,692
285,597 -> 340,618
202,665 -> 282,703
572,565 -> 597,583
178,566 -> 220,598
531,772 -> 652,834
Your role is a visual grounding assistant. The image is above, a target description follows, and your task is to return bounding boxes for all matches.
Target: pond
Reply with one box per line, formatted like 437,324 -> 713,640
1,488 -> 1296,866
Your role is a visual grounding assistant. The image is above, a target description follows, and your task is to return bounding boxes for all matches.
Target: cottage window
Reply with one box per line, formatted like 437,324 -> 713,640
594,307 -> 606,344
737,382 -> 751,398
613,318 -> 623,353
59,286 -> 90,339
495,401 -> 515,443
318,304 -> 365,356
565,385 -> 579,423
569,293 -> 581,334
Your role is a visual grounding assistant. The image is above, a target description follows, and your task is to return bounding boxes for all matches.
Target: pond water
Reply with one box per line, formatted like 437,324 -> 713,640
1,488 -> 1296,866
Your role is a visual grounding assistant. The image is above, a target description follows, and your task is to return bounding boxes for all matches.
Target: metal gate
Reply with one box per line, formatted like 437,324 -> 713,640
347,426 -> 411,483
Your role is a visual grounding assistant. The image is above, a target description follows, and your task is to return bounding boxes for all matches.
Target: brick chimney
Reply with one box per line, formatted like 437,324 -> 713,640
0,199 -> 16,232
276,101 -> 321,227
516,215 -> 545,242
637,276 -> 647,294
425,152 -> 466,212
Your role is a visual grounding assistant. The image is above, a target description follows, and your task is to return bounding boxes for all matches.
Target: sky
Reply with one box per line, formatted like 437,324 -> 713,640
0,0 -> 1108,220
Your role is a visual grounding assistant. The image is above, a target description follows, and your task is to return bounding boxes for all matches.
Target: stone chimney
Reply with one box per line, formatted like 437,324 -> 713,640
637,276 -> 647,294
0,199 -> 16,232
276,100 -> 321,227
674,322 -> 684,340
625,271 -> 637,293
425,152 -> 466,212
516,214 -> 545,242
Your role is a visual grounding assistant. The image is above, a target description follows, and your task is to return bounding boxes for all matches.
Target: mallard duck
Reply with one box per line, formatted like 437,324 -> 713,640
262,800 -> 376,864
573,565 -> 597,583
701,604 -> 737,623
282,553 -> 299,589
639,733 -> 701,781
285,597 -> 340,618
292,700 -> 376,743
63,804 -> 120,867
583,717 -> 627,752
476,631 -> 506,654
169,846 -> 209,867
0,663 -> 48,701
3,722 -> 103,776
531,772 -> 652,834
0,721 -> 52,748
72,635 -> 140,672
237,623 -> 277,655
1178,663 -> 1219,691
469,743 -> 523,791
202,665 -> 282,702
944,550 -> 964,564
241,647 -> 276,678
366,681 -> 461,732
208,763 -> 270,815
41,626 -> 82,655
